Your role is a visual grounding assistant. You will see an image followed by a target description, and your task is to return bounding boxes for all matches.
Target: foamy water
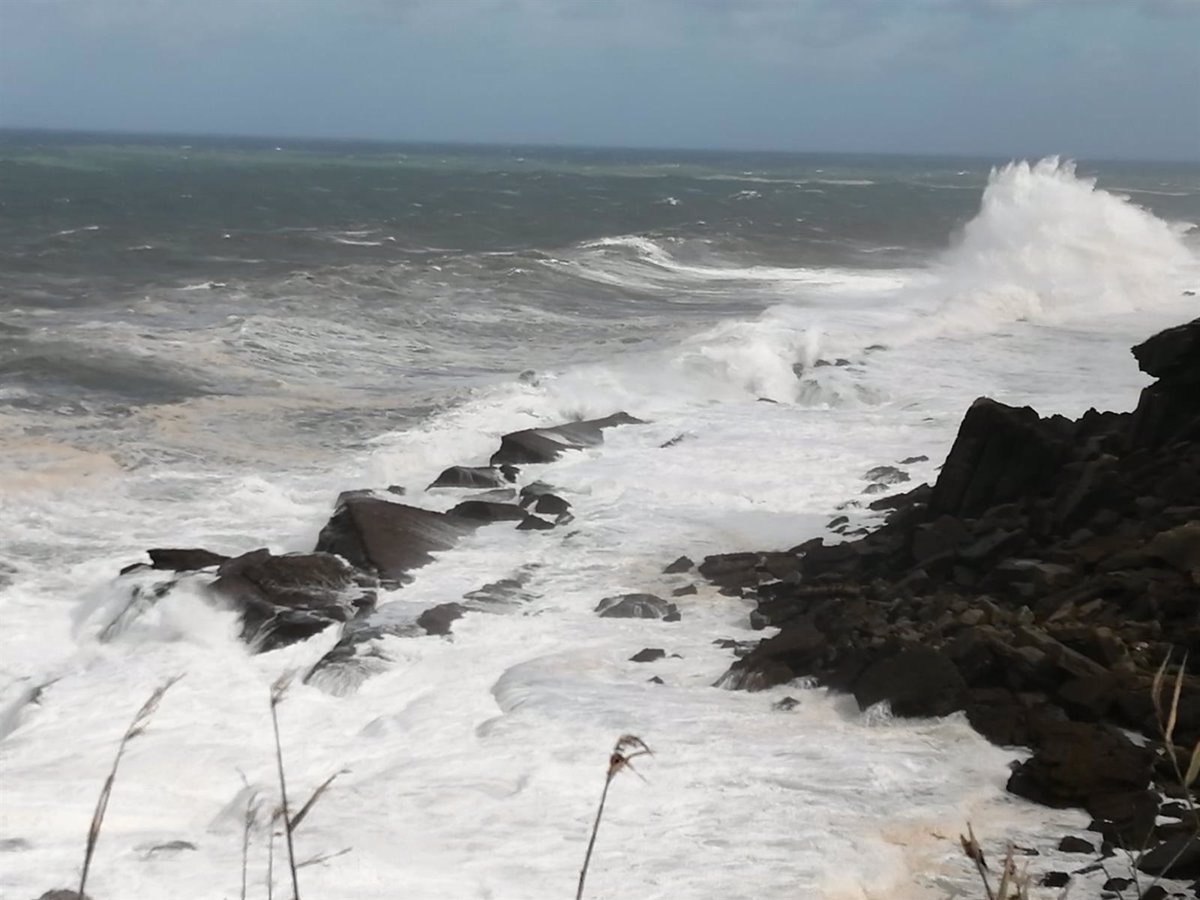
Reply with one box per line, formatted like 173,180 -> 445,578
1,158 -> 1198,899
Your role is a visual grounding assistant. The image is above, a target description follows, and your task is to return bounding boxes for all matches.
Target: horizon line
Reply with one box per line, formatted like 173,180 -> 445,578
2,124 -> 1198,167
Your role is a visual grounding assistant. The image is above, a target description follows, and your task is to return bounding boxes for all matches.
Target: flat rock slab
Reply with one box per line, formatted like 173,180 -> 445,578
595,593 -> 680,621
490,412 -> 644,465
448,500 -> 528,522
315,495 -> 474,585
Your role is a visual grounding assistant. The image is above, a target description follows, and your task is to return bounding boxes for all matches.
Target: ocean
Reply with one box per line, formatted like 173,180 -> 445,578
1,130 -> 1198,899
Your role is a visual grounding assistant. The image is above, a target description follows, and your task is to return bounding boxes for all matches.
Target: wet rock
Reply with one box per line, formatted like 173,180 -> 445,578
899,455 -> 929,465
664,555 -> 695,574
1058,835 -> 1095,854
490,412 -> 644,465
772,696 -> 800,711
315,495 -> 472,585
1040,871 -> 1069,888
211,550 -> 376,651
929,398 -> 1069,518
596,594 -> 680,621
148,548 -> 228,572
533,493 -> 571,516
428,465 -> 517,489
629,648 -> 665,663
515,514 -> 555,531
853,647 -> 967,718
864,465 -> 910,485
1138,834 -> 1200,879
1006,721 -> 1153,809
37,892 -> 91,900
448,500 -> 528,522
672,584 -> 698,597
417,603 -> 466,636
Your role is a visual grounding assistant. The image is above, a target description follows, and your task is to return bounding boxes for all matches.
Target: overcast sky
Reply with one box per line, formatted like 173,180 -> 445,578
1,0 -> 1198,160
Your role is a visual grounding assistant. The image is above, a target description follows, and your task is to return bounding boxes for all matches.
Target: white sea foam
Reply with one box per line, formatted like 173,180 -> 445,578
1,158 -> 1197,900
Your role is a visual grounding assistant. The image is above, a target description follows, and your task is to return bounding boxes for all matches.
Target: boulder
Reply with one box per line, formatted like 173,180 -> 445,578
210,550 -> 376,651
1138,834 -> 1200,879
417,603 -> 466,636
1005,721 -> 1153,808
664,556 -> 695,574
929,398 -> 1068,518
490,412 -> 644,465
428,465 -> 517,489
595,594 -> 680,621
852,646 -> 967,718
1131,317 -> 1200,383
314,495 -> 471,585
533,493 -> 571,516
630,648 -> 666,663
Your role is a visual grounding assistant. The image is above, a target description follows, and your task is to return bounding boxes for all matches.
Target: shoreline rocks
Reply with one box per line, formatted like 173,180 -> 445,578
703,318 -> 1200,888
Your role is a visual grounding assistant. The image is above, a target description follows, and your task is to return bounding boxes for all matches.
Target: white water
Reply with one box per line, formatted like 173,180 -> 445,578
1,160 -> 1198,900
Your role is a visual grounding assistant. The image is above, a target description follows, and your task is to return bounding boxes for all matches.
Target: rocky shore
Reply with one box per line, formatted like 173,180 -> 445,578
108,319 -> 1198,896
699,318 -> 1200,895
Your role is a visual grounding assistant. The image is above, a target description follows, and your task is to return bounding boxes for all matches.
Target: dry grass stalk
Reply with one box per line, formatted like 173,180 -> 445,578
269,672 -> 302,900
240,788 -> 262,900
290,770 -> 342,835
78,675 -> 181,899
959,826 -> 1032,900
575,734 -> 652,900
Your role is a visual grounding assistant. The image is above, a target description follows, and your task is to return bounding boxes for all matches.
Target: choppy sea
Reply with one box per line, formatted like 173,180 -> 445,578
1,132 -> 1198,899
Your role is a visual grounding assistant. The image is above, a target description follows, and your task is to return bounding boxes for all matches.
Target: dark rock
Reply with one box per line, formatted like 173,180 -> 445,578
864,465 -> 910,485
210,550 -> 376,651
490,412 -> 644,465
417,603 -> 466,636
630,648 -> 666,663
1132,317 -> 1200,383
1006,721 -> 1153,810
1138,886 -> 1167,900
930,398 -> 1068,518
672,584 -> 698,597
1058,835 -> 1095,853
516,514 -> 555,531
533,493 -> 571,516
853,647 -> 967,718
648,676 -> 665,684
595,594 -> 680,621
37,892 -> 91,900
1138,834 -> 1200,879
315,495 -> 472,585
448,500 -> 528,522
428,465 -> 517,489
1102,877 -> 1133,892
664,556 -> 695,574
772,696 -> 800,711
1040,871 -> 1070,888
147,548 -> 228,572
899,455 -> 929,464
144,840 -> 198,855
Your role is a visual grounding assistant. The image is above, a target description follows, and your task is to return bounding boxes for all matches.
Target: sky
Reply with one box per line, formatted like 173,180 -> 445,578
1,0 -> 1198,160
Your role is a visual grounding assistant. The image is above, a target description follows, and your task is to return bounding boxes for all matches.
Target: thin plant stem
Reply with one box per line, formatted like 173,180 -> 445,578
269,675 -> 301,900
575,735 -> 651,900
78,675 -> 181,899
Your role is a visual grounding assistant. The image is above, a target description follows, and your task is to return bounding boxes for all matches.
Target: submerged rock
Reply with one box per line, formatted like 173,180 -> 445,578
595,593 -> 680,621
428,465 -> 519,489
